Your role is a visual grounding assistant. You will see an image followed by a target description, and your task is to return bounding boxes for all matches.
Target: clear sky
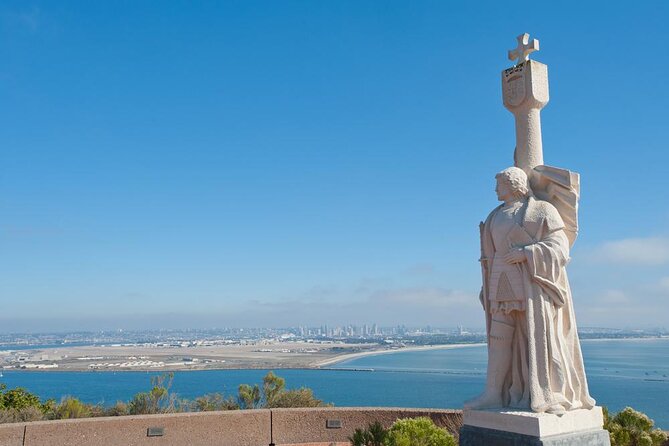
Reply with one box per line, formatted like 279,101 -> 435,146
1,1 -> 668,332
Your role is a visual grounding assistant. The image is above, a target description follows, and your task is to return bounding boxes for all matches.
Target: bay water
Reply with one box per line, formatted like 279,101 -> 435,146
1,338 -> 667,428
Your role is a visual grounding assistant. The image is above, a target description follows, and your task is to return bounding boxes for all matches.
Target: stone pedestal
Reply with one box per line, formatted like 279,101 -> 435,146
459,407 -> 611,446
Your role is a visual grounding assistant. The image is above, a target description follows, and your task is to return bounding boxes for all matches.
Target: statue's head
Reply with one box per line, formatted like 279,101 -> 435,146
495,167 -> 529,202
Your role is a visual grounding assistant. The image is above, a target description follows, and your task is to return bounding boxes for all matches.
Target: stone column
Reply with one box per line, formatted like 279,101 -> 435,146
501,60 -> 549,175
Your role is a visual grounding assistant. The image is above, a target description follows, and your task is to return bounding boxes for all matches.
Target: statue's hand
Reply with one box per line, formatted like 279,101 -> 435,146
504,249 -> 527,264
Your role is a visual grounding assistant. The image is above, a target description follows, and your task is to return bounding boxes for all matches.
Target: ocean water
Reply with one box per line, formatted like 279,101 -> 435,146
1,338 -> 667,428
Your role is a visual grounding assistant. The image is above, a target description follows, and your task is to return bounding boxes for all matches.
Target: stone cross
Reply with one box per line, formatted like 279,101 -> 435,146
500,34 -> 581,248
501,33 -> 548,175
508,33 -> 539,66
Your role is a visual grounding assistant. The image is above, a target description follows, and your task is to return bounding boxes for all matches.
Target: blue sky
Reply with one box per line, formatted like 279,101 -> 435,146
1,1 -> 668,332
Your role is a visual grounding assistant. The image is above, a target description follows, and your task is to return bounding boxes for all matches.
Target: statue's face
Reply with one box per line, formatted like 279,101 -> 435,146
495,178 -> 513,202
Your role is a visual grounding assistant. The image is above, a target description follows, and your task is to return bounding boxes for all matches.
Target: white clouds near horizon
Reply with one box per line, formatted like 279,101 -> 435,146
586,237 -> 669,266
568,235 -> 669,328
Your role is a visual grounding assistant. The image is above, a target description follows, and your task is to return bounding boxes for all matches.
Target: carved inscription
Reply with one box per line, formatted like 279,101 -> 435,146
503,64 -> 526,107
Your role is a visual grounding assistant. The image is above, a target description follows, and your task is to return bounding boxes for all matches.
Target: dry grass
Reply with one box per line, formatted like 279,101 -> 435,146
431,410 -> 463,441
0,407 -> 45,424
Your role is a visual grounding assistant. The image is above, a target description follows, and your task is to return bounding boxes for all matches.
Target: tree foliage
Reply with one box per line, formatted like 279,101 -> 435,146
268,387 -> 325,408
604,407 -> 668,446
237,384 -> 262,409
128,373 -> 177,415
262,371 -> 285,406
237,372 -> 328,409
0,371 -> 328,424
0,384 -> 52,413
193,393 -> 239,411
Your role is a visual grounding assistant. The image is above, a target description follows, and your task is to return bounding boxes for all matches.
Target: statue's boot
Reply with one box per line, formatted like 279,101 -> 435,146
546,404 -> 566,416
463,319 -> 514,410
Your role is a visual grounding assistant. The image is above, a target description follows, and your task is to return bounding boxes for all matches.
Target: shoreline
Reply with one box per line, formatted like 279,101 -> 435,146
580,337 -> 669,343
1,343 -> 488,373
315,336 -> 669,368
3,337 -> 667,373
312,343 -> 486,368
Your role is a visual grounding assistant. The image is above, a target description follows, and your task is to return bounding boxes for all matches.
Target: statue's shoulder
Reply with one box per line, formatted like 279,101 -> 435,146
484,204 -> 503,225
526,197 -> 564,230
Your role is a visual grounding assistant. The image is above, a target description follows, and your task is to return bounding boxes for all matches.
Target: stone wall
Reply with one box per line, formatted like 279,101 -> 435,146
0,409 -> 271,446
272,407 -> 461,446
0,407 -> 462,446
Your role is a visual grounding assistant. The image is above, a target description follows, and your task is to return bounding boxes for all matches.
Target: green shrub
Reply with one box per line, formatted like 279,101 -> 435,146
349,418 -> 455,446
238,371 -> 329,409
0,385 -> 40,410
267,387 -> 327,408
104,401 -> 129,417
385,417 -> 456,446
51,397 -> 92,419
0,371 -> 329,422
237,383 -> 261,409
0,384 -> 52,414
128,373 -> 177,415
192,393 -> 239,411
262,371 -> 285,406
604,407 -> 668,446
349,421 -> 387,446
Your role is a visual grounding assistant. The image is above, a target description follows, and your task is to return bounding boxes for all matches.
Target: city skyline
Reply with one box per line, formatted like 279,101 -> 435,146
2,1 -> 668,332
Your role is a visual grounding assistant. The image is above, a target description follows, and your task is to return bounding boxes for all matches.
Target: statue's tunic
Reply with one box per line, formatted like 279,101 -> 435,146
488,200 -> 526,313
481,196 -> 595,412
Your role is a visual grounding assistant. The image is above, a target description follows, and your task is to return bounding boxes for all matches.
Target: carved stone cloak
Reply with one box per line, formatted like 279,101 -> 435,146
480,196 -> 596,412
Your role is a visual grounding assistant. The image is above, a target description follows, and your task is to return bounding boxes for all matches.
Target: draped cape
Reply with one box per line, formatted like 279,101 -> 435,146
480,196 -> 595,412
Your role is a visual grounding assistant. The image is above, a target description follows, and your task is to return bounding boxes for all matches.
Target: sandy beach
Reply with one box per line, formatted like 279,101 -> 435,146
313,343 -> 486,367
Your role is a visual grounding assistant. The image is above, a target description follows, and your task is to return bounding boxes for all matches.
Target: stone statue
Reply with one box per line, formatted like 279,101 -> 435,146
464,166 -> 594,414
460,34 -> 610,446
464,34 -> 595,415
